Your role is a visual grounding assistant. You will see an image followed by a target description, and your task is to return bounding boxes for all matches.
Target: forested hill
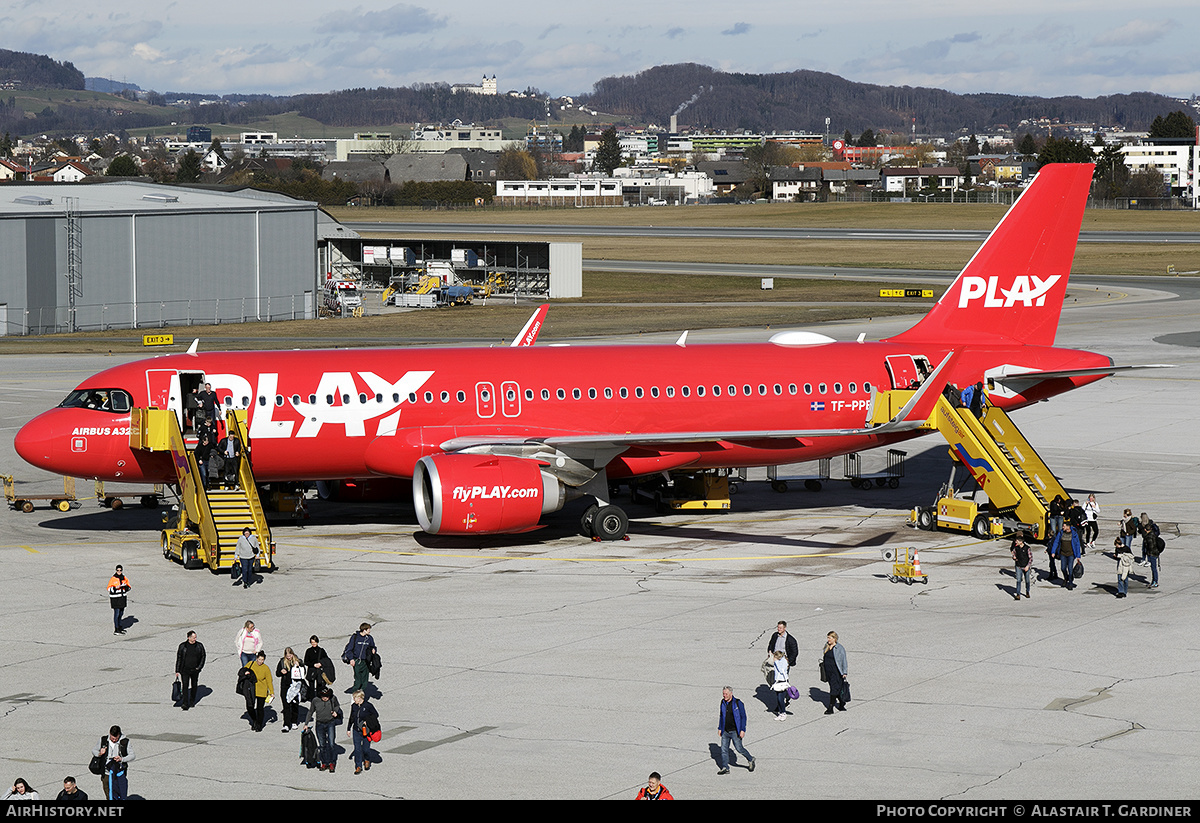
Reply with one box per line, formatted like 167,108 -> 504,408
581,63 -> 1180,133
0,49 -> 84,90
287,85 -> 548,127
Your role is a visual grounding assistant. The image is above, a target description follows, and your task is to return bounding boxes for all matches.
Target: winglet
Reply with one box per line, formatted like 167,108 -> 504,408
511,305 -> 549,347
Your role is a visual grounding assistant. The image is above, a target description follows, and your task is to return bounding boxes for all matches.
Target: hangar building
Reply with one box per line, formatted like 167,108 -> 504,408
0,182 -> 320,335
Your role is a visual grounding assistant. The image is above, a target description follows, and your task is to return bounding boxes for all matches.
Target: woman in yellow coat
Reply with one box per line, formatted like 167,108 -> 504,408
248,651 -> 274,732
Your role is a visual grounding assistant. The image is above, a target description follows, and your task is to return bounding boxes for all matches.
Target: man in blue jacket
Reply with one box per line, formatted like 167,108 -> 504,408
717,687 -> 756,775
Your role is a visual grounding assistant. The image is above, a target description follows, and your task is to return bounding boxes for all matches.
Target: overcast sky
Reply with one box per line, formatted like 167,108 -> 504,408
3,1 -> 1197,103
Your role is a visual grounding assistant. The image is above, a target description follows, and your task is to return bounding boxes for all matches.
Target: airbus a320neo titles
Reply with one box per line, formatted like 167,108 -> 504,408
15,164 -> 1136,541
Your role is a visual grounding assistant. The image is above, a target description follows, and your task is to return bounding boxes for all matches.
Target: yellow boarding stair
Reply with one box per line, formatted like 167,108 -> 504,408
870,389 -> 1068,539
130,407 -> 274,572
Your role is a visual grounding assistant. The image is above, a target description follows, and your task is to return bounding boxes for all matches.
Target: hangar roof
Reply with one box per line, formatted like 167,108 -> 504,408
0,181 -> 318,218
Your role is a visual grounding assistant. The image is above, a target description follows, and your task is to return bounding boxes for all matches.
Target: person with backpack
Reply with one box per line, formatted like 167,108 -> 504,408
1140,513 -> 1162,589
303,688 -> 342,772
91,725 -> 133,800
343,623 -> 377,694
1049,522 -> 1082,590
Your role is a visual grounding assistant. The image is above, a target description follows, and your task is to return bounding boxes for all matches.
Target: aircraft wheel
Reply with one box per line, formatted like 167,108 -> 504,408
805,480 -> 822,492
771,480 -> 788,494
579,503 -> 600,537
916,507 -> 935,531
971,515 -> 992,540
592,505 -> 629,541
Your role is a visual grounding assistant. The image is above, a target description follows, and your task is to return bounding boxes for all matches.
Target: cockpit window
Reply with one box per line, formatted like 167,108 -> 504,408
59,389 -> 132,414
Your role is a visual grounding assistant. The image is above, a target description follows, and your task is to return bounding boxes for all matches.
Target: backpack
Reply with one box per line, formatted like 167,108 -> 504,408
1152,535 -> 1165,556
237,666 -> 256,698
342,634 -> 357,665
299,728 -> 319,768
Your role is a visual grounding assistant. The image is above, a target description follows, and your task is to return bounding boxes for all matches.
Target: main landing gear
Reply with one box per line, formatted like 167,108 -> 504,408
580,501 -> 630,542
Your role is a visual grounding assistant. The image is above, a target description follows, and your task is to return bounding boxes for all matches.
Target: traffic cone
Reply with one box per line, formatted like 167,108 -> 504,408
912,549 -> 923,579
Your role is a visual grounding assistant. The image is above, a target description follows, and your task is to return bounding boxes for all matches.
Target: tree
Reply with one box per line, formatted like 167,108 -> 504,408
105,154 -> 140,176
176,148 -> 202,182
1036,136 -> 1094,168
744,140 -> 803,196
1092,143 -> 1128,199
1017,133 -> 1037,157
1125,167 -> 1166,199
497,145 -> 538,180
1149,110 -> 1196,140
592,127 -> 623,175
857,129 -> 875,147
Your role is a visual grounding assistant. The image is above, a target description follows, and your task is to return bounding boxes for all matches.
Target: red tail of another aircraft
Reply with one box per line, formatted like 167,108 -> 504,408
887,163 -> 1094,348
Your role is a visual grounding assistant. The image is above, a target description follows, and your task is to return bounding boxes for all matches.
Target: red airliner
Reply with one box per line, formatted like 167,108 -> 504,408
16,164 -> 1125,541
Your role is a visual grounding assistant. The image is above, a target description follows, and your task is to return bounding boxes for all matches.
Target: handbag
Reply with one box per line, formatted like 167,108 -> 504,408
786,686 -> 800,700
1073,559 -> 1085,578
172,678 -> 182,703
819,660 -> 828,683
841,681 -> 852,703
88,737 -> 107,775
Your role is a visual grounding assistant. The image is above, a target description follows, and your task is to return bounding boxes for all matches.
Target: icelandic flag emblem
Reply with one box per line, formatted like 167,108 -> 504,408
810,401 -> 825,411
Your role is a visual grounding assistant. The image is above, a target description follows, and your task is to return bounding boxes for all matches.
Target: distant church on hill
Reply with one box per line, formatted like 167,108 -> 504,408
451,75 -> 497,96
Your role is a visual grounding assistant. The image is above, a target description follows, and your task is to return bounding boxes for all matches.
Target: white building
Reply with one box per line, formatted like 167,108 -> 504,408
451,75 -> 498,95
1119,142 -> 1193,191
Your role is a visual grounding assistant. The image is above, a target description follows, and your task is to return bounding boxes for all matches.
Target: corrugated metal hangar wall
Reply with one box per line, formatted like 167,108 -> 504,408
0,183 -> 319,335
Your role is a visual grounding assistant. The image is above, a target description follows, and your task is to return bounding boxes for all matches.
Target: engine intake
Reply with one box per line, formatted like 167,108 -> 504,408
413,454 -> 566,535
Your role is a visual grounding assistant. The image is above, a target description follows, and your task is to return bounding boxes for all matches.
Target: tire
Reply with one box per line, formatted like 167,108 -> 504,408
771,480 -> 788,494
162,532 -> 172,561
971,515 -> 992,540
888,478 -> 900,489
592,505 -> 629,541
916,507 -> 934,531
579,503 -> 600,537
875,478 -> 887,488
805,479 -> 822,492
110,497 -> 124,511
20,500 -> 33,513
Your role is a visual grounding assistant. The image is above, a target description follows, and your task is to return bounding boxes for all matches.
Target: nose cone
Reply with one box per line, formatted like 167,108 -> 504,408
14,412 -> 58,471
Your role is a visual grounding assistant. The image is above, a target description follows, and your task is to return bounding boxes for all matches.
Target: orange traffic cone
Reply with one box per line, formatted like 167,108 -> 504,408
912,549 -> 923,578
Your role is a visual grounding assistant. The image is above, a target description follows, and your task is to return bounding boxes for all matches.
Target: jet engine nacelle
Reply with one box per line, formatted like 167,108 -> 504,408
413,453 -> 566,535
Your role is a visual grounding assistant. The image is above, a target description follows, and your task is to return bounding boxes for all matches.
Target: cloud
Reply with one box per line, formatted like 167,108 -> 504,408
1092,19 -> 1174,48
721,23 -> 751,36
320,4 -> 447,37
666,27 -> 684,40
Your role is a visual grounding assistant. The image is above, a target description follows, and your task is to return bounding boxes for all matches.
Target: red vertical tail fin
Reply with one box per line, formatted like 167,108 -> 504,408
887,163 -> 1093,348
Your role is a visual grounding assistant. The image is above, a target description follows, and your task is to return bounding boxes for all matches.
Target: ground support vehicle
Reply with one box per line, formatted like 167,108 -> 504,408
766,459 -> 830,493
884,546 -> 928,584
95,480 -> 165,510
3,474 -> 78,512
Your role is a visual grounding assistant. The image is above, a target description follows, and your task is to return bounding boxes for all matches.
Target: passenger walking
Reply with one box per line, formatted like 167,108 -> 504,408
343,623 -> 377,694
1082,494 -> 1100,550
236,620 -> 262,666
1050,523 -> 1082,590
1011,533 -> 1033,600
107,565 -> 131,635
767,621 -> 798,668
174,630 -> 206,710
347,690 -> 380,774
1114,537 -> 1133,598
2,778 -> 38,800
247,651 -> 274,732
822,632 -> 849,713
234,528 -> 260,589
304,635 -> 335,692
1140,513 -> 1162,588
304,688 -> 343,773
716,687 -> 755,775
56,777 -> 88,802
193,435 -> 213,491
276,647 -> 306,733
770,651 -> 790,720
91,725 -> 133,801
1121,508 -> 1139,557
